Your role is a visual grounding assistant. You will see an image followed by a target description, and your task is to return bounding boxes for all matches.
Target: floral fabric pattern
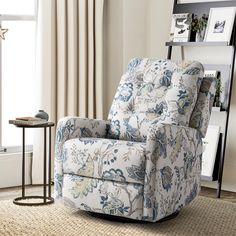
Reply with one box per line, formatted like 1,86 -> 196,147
54,117 -> 110,198
62,174 -> 144,220
54,58 -> 216,222
190,77 -> 216,137
143,123 -> 202,221
108,58 -> 204,142
62,137 -> 146,184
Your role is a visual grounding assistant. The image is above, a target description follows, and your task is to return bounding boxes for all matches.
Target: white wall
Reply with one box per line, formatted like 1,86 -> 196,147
104,0 -> 236,192
122,0 -> 148,68
103,0 -> 124,117
0,153 -> 32,188
103,0 -> 149,117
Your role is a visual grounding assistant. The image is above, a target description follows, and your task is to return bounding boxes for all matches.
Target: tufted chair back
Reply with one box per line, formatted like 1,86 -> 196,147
108,58 -> 214,142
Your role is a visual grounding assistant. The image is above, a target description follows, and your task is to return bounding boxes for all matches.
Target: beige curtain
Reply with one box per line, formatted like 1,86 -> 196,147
32,0 -> 104,184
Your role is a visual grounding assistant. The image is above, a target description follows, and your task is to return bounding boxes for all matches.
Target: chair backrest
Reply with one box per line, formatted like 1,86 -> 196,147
108,58 -> 210,142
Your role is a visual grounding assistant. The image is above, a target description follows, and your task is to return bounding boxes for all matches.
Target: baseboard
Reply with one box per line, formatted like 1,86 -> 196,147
0,152 -> 32,188
202,181 -> 236,193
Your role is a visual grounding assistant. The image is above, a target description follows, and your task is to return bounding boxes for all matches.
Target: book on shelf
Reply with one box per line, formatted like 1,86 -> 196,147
170,13 -> 192,42
212,106 -> 221,112
9,117 -> 48,126
204,70 -> 219,78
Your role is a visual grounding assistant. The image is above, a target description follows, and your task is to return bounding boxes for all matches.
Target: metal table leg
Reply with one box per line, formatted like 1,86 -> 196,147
43,127 -> 47,203
22,127 -> 25,198
13,125 -> 54,206
48,127 -> 51,198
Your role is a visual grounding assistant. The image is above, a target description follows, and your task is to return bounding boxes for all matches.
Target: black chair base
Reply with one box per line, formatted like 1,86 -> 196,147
87,210 -> 179,223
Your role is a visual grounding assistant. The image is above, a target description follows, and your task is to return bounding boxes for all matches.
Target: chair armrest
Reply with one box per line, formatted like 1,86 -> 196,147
143,123 -> 202,221
54,116 -> 110,198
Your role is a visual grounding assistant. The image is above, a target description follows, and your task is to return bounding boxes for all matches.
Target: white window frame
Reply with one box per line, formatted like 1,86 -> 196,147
0,0 -> 38,154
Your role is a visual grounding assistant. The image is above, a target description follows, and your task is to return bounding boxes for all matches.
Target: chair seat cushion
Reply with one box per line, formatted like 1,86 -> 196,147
62,138 -> 146,184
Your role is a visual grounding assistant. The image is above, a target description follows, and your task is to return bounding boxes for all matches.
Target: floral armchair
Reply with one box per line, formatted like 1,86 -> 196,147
54,58 -> 216,222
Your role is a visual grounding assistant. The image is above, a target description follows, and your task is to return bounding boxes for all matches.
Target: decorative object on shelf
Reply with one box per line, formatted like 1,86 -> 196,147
204,70 -> 222,109
190,15 -> 198,42
35,110 -> 49,121
204,64 -> 231,112
170,13 -> 192,42
214,75 -> 223,108
201,125 -> 220,181
191,14 -> 208,42
0,27 -> 8,40
204,7 -> 236,43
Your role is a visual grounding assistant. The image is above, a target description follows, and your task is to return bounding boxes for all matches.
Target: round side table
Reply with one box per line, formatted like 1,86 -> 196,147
11,122 -> 55,206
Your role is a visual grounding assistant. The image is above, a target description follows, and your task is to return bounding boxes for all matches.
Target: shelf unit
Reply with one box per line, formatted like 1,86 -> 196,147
167,0 -> 236,198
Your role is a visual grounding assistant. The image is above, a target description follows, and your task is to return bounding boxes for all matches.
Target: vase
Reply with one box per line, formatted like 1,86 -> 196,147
35,110 -> 49,121
195,27 -> 206,42
190,31 -> 196,42
201,26 -> 206,40
195,31 -> 203,42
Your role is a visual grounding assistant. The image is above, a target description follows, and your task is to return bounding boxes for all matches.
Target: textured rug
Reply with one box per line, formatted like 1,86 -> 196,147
0,196 -> 236,236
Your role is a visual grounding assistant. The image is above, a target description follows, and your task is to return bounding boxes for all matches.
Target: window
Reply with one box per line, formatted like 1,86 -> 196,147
0,0 -> 37,153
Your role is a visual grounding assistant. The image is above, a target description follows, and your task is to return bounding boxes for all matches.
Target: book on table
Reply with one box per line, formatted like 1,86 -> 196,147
9,117 -> 48,126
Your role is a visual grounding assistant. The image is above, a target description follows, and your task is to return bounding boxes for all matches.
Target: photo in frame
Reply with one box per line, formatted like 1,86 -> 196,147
204,64 -> 231,111
204,7 -> 236,43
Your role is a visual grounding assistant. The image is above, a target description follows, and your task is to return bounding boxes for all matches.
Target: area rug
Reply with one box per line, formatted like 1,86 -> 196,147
0,196 -> 236,236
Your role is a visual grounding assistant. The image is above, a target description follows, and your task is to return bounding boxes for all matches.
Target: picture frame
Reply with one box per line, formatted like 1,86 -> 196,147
201,125 -> 221,181
204,70 -> 221,110
204,7 -> 236,43
203,64 -> 231,111
170,13 -> 192,42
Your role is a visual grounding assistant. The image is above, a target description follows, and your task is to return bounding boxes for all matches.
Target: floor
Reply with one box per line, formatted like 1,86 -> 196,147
0,185 -> 236,203
200,186 -> 236,203
0,185 -> 52,201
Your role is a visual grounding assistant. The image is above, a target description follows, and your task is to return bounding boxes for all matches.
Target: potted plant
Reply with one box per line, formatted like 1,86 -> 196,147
191,14 -> 208,42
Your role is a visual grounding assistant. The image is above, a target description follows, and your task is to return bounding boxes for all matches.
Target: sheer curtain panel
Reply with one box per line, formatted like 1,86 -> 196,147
33,0 -> 104,184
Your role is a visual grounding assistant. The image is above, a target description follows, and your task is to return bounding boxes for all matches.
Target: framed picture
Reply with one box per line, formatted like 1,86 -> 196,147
170,13 -> 192,42
201,125 -> 221,181
204,64 -> 231,111
204,7 -> 236,43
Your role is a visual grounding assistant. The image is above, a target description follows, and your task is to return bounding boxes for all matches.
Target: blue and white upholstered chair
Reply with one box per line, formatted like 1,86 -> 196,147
54,58 -> 216,222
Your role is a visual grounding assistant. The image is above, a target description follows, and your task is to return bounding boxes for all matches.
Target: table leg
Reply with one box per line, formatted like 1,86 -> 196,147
48,127 -> 51,198
43,127 -> 47,203
22,127 -> 25,198
13,123 -> 54,206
